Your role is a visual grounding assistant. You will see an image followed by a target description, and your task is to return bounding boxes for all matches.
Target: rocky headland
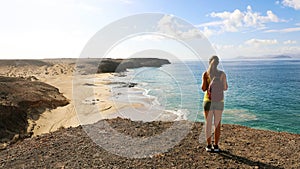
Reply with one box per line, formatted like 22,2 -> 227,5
97,58 -> 171,73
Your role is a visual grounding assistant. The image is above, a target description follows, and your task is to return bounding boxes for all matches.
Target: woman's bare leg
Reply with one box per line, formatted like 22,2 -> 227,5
204,110 -> 213,145
213,110 -> 223,145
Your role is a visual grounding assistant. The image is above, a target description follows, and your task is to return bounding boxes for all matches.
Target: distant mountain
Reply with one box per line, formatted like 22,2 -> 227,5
234,55 -> 293,60
271,55 -> 292,59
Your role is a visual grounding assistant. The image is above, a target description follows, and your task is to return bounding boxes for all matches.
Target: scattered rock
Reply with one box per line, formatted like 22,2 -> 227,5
0,118 -> 299,168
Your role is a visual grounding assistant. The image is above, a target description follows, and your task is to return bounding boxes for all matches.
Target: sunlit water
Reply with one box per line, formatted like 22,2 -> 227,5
111,59 -> 300,134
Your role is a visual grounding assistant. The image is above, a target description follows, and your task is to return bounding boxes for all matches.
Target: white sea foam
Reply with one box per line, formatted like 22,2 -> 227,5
164,109 -> 189,121
105,76 -> 189,121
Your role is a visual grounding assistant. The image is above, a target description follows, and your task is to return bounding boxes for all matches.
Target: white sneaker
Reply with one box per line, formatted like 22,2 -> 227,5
213,145 -> 220,152
205,145 -> 212,152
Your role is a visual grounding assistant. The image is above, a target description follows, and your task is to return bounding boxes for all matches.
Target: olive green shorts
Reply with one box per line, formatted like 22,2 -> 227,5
203,101 -> 224,111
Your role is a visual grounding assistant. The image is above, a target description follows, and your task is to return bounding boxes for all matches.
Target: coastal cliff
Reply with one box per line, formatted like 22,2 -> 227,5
97,58 -> 171,73
0,76 -> 69,145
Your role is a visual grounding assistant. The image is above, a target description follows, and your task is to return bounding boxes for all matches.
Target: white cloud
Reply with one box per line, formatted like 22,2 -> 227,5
210,9 -> 244,32
77,2 -> 102,13
199,5 -> 282,34
280,46 -> 300,54
157,15 -> 204,40
197,21 -> 223,27
201,27 -> 215,38
283,40 -> 297,44
119,0 -> 134,4
214,41 -> 300,59
245,39 -> 278,46
265,27 -> 300,33
209,36 -> 300,58
212,44 -> 244,58
282,0 -> 300,10
213,44 -> 235,51
97,0 -> 134,4
130,34 -> 166,41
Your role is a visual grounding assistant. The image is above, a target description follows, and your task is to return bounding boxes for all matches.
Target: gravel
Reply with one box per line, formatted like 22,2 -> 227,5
0,118 -> 299,169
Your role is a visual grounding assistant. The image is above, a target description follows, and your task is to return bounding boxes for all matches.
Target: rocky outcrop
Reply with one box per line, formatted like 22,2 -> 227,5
0,76 -> 69,145
97,58 -> 171,73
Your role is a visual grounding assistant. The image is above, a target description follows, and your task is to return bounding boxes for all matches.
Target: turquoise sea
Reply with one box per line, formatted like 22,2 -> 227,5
117,59 -> 300,134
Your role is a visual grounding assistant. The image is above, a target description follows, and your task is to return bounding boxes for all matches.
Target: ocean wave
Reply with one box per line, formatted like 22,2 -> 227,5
164,109 -> 189,121
105,73 -> 191,122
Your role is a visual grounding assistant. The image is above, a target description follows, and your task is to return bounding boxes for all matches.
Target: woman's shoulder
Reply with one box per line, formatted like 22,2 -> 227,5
218,70 -> 227,79
218,70 -> 226,75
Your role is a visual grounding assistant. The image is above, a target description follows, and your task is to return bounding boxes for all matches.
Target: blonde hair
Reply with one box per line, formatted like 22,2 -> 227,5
207,55 -> 219,79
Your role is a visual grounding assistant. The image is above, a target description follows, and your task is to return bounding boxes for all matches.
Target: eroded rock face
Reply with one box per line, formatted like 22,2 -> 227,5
0,76 -> 69,143
97,58 -> 171,73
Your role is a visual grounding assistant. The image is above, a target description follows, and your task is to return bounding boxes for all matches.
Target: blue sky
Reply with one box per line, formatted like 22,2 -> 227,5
0,0 -> 300,59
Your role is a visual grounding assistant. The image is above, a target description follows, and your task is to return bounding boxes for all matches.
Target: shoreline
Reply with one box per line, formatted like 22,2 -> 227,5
104,71 -> 187,122
0,58 -> 181,139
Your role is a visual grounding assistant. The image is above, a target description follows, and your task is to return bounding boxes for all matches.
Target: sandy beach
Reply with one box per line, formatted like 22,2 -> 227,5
0,59 -> 177,137
0,59 -> 110,136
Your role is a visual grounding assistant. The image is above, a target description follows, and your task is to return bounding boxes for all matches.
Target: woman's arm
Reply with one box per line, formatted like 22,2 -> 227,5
222,72 -> 228,91
201,72 -> 208,91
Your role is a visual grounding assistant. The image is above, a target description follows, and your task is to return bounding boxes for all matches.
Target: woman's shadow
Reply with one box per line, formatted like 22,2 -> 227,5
218,150 -> 284,169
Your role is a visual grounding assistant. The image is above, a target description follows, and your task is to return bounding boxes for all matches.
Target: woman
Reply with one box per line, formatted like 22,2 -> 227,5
201,55 -> 228,152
